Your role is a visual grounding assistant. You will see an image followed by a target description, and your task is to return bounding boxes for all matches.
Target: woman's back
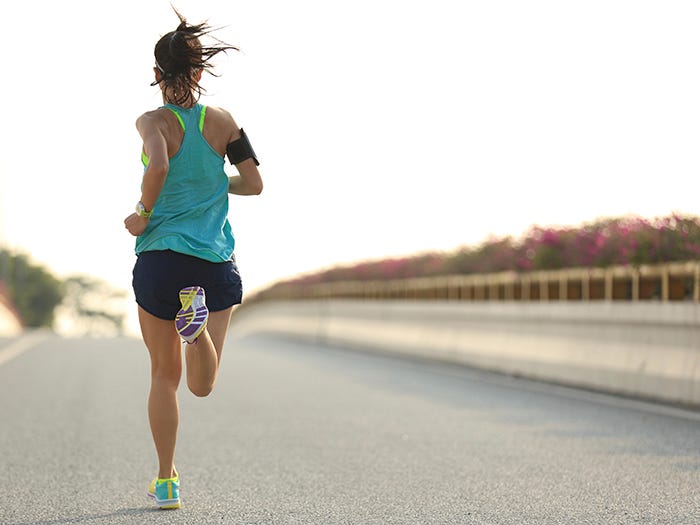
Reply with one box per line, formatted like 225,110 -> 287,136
136,103 -> 237,262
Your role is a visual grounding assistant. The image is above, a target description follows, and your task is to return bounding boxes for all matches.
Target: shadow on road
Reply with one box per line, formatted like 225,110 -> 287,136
7,506 -> 162,525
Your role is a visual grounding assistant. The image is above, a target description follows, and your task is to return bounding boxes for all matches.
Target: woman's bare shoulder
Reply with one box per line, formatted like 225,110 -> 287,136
135,108 -> 170,130
205,106 -> 238,124
204,106 -> 240,142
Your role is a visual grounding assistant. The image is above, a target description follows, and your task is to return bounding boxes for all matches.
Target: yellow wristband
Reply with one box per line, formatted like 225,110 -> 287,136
135,201 -> 153,218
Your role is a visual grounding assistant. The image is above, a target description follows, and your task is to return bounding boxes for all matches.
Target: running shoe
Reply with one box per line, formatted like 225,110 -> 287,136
147,470 -> 181,509
175,286 -> 209,344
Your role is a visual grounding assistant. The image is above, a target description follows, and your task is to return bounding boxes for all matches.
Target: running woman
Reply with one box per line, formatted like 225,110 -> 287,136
124,10 -> 262,510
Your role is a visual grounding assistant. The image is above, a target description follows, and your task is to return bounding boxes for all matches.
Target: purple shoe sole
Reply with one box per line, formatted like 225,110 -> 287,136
175,286 -> 209,343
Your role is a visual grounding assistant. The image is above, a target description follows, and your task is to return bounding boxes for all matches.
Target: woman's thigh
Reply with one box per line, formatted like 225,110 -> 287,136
206,307 -> 234,362
138,306 -> 182,379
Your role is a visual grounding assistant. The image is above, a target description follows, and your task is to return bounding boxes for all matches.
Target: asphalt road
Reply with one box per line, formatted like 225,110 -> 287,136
0,331 -> 698,524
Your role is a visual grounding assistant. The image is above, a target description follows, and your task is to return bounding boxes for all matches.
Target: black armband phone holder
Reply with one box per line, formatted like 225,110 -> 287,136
226,128 -> 259,166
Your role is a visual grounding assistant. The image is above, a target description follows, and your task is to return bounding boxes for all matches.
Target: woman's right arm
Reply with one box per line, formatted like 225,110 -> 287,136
124,112 -> 170,237
136,113 -> 170,210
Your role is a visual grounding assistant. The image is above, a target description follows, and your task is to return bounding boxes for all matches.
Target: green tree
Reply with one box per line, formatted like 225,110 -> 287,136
0,249 -> 64,327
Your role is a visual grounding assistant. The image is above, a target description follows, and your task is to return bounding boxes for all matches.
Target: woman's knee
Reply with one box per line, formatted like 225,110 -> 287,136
187,380 -> 214,397
187,366 -> 216,397
151,361 -> 182,387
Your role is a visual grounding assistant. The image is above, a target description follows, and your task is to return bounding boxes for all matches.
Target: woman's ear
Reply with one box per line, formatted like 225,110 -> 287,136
153,67 -> 162,83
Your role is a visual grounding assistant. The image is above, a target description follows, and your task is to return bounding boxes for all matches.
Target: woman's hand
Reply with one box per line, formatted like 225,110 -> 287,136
124,213 -> 150,237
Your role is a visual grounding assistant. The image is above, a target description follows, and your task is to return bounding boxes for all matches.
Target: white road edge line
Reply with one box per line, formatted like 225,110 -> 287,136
0,331 -> 50,367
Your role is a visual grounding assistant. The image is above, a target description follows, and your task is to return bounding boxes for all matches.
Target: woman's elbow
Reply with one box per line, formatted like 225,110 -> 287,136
146,159 -> 169,180
251,178 -> 263,195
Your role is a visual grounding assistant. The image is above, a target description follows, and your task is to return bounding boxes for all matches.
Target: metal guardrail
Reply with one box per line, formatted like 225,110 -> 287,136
250,260 -> 700,303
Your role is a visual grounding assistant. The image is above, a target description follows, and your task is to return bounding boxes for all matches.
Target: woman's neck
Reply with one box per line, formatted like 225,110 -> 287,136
162,91 -> 196,108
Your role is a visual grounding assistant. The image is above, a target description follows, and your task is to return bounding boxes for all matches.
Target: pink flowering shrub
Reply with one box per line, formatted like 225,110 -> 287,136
288,213 -> 700,286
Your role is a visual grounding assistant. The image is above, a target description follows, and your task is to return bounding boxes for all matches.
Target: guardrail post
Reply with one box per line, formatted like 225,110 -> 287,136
631,268 -> 640,301
474,279 -> 484,300
605,269 -> 613,301
505,279 -> 514,301
540,274 -> 549,302
489,277 -> 498,301
559,275 -> 567,300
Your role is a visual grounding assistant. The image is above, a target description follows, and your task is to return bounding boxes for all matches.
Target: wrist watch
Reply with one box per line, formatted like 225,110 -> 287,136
135,201 -> 153,218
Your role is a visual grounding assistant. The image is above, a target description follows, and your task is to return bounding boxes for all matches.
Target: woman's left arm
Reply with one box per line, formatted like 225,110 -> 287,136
228,157 -> 263,196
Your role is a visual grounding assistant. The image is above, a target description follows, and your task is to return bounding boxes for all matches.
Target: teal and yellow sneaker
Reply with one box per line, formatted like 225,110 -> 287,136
147,470 -> 181,509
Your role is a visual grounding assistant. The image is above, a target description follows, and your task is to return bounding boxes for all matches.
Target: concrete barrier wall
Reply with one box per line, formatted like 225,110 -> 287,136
231,300 -> 700,407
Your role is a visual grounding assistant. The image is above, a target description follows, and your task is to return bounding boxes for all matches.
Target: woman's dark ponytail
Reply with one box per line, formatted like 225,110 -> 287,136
152,8 -> 238,106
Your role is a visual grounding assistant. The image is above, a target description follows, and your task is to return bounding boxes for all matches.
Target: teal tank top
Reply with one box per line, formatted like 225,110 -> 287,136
135,103 -> 235,262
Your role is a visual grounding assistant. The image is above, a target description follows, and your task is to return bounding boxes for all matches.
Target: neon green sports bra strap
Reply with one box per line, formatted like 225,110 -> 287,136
166,107 -> 185,130
199,106 -> 207,133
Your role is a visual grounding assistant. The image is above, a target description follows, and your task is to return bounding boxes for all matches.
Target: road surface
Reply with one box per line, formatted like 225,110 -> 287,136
0,331 -> 698,524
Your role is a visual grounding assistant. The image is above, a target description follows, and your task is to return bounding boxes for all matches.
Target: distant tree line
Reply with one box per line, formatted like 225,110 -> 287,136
0,249 -> 125,334
0,250 -> 63,327
281,213 -> 700,287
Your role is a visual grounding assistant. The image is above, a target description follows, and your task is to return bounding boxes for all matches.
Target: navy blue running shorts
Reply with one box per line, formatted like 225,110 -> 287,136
132,250 -> 243,320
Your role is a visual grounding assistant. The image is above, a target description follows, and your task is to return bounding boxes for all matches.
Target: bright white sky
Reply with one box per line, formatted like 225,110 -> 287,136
1,1 -> 699,330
